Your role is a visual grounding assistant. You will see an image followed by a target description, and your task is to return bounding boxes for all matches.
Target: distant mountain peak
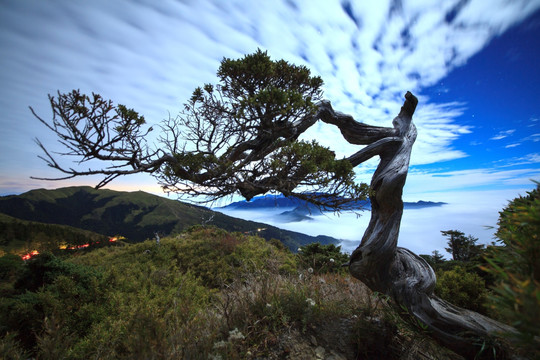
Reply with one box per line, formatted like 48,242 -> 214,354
219,194 -> 446,212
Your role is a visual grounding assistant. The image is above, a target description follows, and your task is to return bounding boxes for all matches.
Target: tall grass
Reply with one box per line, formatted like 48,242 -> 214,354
1,226 -> 464,359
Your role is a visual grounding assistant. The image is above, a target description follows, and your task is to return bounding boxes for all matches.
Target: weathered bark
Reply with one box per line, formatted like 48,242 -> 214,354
343,92 -> 516,358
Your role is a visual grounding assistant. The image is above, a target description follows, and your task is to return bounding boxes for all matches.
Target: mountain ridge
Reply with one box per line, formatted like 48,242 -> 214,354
218,194 -> 447,211
0,186 -> 340,251
218,194 -> 447,222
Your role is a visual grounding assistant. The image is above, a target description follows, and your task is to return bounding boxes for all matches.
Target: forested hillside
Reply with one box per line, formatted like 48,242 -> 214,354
0,186 -> 338,251
0,213 -> 107,256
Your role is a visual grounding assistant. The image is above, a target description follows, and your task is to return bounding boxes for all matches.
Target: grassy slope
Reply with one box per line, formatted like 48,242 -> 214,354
0,227 -> 462,359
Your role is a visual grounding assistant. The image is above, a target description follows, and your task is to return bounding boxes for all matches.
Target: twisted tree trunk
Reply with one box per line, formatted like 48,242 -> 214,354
35,83 -> 517,357
333,92 -> 516,358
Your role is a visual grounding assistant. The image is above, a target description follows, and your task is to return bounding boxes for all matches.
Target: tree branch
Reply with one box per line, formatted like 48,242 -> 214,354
316,100 -> 397,144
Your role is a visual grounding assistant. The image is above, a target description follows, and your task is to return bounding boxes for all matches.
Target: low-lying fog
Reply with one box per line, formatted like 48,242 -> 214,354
215,189 -> 523,257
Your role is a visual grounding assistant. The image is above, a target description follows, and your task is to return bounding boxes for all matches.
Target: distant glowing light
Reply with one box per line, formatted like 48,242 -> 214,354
20,235 -> 123,260
21,250 -> 39,260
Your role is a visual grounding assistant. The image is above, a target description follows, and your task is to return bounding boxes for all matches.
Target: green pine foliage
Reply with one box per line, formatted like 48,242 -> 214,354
481,184 -> 540,354
157,49 -> 368,205
215,49 -> 323,120
441,229 -> 484,262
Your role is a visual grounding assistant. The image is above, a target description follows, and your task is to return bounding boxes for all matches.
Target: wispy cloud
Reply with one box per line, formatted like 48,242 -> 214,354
501,153 -> 540,167
0,0 -> 539,195
524,133 -> 540,142
503,133 -> 540,149
405,167 -> 540,195
528,117 -> 539,127
490,129 -> 516,140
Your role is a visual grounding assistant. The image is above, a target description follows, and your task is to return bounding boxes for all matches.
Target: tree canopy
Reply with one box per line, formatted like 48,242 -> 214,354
31,50 -> 368,209
441,229 -> 484,262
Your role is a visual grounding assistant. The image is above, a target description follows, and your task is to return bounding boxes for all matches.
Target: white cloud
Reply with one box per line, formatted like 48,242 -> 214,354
490,129 -> 516,140
503,153 -> 540,167
1,0 -> 539,195
216,161 -> 539,256
404,167 -> 540,196
524,133 -> 540,142
502,133 -> 540,149
216,185 -> 534,256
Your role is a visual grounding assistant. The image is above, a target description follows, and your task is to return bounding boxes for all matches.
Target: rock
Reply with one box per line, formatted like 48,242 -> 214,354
314,346 -> 325,359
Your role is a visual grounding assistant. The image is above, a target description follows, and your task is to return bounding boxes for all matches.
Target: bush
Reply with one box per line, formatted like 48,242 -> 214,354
482,184 -> 540,354
435,265 -> 488,314
169,226 -> 297,287
0,253 -> 107,354
0,254 -> 23,281
297,242 -> 349,274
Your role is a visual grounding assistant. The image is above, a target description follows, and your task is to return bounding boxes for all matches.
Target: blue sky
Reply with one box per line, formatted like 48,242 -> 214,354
1,0 -> 539,254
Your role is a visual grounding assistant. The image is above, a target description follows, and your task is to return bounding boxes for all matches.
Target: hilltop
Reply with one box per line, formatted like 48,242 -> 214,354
0,186 -> 339,251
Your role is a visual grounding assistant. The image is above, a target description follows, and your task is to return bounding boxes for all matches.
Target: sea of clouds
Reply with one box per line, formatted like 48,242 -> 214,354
216,187 -> 527,257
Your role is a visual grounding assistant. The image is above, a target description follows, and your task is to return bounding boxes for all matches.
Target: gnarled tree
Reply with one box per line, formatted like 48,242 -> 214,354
31,50 -> 517,358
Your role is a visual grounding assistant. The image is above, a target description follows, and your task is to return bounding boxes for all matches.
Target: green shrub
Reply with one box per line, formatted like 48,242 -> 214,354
435,265 -> 488,314
482,185 -> 540,354
70,271 -> 216,359
0,253 -> 107,355
166,226 -> 297,287
0,254 -> 24,281
0,333 -> 29,360
297,242 -> 349,274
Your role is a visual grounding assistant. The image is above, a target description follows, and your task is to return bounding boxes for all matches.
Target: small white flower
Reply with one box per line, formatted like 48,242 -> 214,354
329,258 -> 335,263
307,267 -> 314,274
228,328 -> 245,341
266,303 -> 272,308
306,298 -> 316,306
213,340 -> 227,349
